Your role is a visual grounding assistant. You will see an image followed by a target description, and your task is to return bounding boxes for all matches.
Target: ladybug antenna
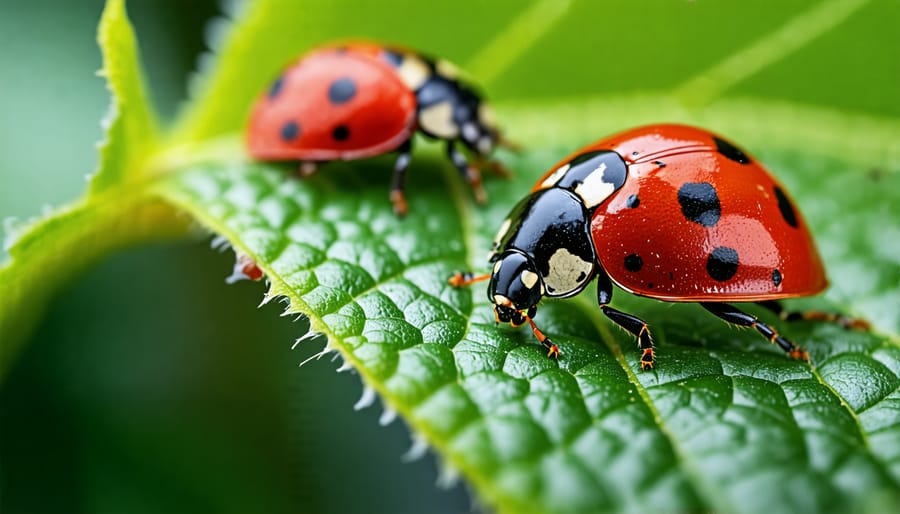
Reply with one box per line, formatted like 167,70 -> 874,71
527,317 -> 559,359
448,272 -> 490,288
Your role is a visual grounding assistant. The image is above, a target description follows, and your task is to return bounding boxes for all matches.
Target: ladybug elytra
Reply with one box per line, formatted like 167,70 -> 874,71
451,124 -> 867,369
246,42 -> 511,216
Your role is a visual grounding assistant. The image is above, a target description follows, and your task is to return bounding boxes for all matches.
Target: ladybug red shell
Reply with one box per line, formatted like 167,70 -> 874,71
452,124 -> 863,370
536,123 -> 827,301
246,42 -> 506,216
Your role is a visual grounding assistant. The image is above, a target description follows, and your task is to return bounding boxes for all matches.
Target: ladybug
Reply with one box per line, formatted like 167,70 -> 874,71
246,42 -> 511,216
450,124 -> 867,369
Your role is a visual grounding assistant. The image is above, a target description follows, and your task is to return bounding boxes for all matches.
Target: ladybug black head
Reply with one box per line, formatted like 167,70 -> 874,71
489,251 -> 544,327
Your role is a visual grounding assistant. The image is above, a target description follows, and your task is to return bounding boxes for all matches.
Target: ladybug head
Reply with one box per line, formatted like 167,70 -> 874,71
489,251 -> 544,327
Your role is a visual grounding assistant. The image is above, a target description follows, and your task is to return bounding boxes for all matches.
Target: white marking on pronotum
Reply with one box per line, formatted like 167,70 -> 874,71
418,101 -> 459,138
574,162 -> 615,208
520,269 -> 539,289
493,260 -> 503,274
544,247 -> 594,295
396,53 -> 430,89
354,386 -> 376,411
540,163 -> 570,188
379,406 -> 397,426
401,435 -> 429,462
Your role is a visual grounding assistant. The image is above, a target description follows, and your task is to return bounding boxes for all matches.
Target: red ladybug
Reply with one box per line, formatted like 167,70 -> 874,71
246,42 -> 510,216
451,124 -> 867,369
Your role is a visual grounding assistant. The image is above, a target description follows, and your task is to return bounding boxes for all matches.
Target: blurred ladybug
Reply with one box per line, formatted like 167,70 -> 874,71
246,42 -> 512,216
451,124 -> 868,369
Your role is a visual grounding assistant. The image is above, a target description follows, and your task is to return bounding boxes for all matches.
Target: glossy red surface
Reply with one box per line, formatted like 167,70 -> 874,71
544,124 -> 827,301
246,46 -> 416,161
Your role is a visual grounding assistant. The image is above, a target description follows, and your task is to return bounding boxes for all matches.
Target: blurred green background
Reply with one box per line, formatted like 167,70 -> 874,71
0,0 -> 897,512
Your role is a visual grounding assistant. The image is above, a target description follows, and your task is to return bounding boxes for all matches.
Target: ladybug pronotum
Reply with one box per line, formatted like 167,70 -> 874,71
451,124 -> 868,369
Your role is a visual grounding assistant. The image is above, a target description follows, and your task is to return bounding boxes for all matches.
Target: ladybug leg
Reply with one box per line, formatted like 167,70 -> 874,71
475,156 -> 514,179
496,131 -> 521,153
596,273 -> 655,370
527,318 -> 559,359
447,141 -> 487,204
390,140 -> 413,217
701,303 -> 809,362
756,300 -> 871,331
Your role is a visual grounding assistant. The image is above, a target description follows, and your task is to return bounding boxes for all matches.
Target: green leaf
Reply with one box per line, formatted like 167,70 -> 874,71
91,0 -> 159,192
4,0 -> 900,511
156,131 -> 900,512
0,0 -> 184,374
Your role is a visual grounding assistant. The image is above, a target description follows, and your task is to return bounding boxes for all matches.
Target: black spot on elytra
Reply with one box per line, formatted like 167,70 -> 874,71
625,254 -> 643,272
647,282 -> 654,289
655,160 -> 666,168
626,194 -> 640,208
332,125 -> 350,141
328,77 -> 357,104
268,76 -> 284,99
281,120 -> 300,141
678,182 -> 721,227
773,186 -> 798,228
714,136 -> 751,164
772,269 -> 783,287
707,247 -> 739,281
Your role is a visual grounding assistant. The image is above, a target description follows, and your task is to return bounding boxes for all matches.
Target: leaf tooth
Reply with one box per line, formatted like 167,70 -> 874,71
219,0 -> 245,18
435,461 -> 461,490
3,216 -> 26,252
259,289 -> 288,308
379,405 -> 398,426
401,434 -> 430,463
209,235 -> 230,251
224,262 -> 251,284
298,343 -> 332,368
203,16 -> 232,52
291,331 -> 320,350
335,359 -> 354,373
353,385 -> 377,411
